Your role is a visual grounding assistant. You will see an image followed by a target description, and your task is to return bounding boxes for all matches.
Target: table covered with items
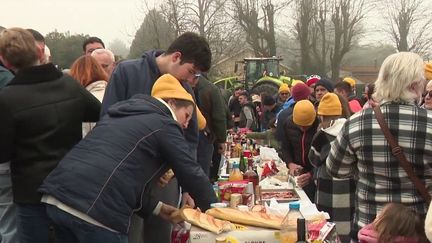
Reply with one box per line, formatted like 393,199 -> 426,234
172,130 -> 341,243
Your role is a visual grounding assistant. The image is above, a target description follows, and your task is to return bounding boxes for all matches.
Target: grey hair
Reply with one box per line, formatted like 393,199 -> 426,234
91,48 -> 115,62
373,52 -> 425,103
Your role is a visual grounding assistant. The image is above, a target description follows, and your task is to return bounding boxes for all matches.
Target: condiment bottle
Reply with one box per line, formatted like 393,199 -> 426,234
228,162 -> 243,181
243,158 -> 259,188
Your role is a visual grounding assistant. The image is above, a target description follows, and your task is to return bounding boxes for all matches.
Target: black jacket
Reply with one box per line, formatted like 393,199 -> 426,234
196,77 -> 227,143
281,115 -> 319,173
39,95 -> 217,234
0,63 -> 101,203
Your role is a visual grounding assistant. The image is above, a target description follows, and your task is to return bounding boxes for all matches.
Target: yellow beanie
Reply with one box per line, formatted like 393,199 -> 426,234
343,77 -> 356,88
291,80 -> 303,88
318,93 -> 342,116
425,63 -> 432,81
279,83 -> 290,93
293,100 -> 316,126
152,74 -> 206,130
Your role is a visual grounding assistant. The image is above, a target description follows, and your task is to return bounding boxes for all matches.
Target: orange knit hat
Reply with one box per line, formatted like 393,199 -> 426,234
152,74 -> 206,130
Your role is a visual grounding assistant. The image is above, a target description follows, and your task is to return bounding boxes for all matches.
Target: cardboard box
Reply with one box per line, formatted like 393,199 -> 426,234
189,225 -> 280,243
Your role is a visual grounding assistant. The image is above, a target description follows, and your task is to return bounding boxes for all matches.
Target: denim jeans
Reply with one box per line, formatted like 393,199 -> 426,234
46,204 -> 128,243
0,167 -> 18,243
196,131 -> 214,176
16,203 -> 52,243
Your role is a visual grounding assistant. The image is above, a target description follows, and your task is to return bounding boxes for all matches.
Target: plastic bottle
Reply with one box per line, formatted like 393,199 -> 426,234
280,202 -> 302,243
228,162 -> 243,181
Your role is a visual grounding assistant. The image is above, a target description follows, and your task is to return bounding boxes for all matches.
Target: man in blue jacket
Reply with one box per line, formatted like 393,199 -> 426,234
39,74 -> 217,243
101,32 -> 212,243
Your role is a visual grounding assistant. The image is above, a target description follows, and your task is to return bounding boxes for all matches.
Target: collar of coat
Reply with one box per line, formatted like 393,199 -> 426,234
8,63 -> 62,86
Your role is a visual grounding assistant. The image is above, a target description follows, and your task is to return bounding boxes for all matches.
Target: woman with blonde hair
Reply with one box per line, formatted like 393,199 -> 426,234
327,52 -> 432,242
70,55 -> 108,136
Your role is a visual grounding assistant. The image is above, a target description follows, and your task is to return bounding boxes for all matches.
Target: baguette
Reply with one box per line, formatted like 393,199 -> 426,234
206,207 -> 283,229
181,208 -> 234,234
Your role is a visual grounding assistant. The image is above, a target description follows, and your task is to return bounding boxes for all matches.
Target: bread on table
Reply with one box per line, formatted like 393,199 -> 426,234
181,208 -> 234,234
206,207 -> 283,229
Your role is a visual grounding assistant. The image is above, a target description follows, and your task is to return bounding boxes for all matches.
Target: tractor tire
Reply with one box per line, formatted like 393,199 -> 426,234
251,82 -> 279,96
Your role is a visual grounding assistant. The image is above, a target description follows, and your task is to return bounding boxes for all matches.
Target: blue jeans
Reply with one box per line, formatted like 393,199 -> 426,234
16,203 -> 52,243
196,131 -> 214,176
0,167 -> 18,243
46,204 -> 128,243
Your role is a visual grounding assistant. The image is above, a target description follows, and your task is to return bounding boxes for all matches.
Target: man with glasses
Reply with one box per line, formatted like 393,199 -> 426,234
276,83 -> 290,105
101,32 -> 211,243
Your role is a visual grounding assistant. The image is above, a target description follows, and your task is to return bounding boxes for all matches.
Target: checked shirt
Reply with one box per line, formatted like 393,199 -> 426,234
326,102 -> 432,238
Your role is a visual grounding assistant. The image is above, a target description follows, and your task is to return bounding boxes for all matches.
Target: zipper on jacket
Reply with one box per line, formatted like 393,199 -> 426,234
301,130 -> 306,166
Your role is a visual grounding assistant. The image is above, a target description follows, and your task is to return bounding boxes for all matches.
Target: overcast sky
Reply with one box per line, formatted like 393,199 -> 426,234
1,0 -> 159,47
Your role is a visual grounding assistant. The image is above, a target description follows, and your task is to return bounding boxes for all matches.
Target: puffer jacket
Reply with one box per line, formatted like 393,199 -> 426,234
39,94 -> 217,234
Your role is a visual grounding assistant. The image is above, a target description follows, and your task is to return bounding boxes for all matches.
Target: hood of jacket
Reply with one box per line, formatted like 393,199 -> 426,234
107,94 -> 171,119
322,118 -> 347,137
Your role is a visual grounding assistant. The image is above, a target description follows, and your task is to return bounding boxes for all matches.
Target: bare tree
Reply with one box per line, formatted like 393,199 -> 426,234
128,9 -> 175,58
293,0 -> 316,74
184,0 -> 244,63
329,0 -> 366,81
379,0 -> 432,54
231,0 -> 289,56
311,0 -> 331,75
160,0 -> 189,37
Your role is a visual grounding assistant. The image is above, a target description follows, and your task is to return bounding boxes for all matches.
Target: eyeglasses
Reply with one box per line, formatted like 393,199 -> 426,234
424,90 -> 432,97
280,93 -> 289,95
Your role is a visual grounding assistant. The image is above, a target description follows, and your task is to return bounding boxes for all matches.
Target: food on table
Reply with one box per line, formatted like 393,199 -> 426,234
181,208 -> 234,234
206,207 -> 283,229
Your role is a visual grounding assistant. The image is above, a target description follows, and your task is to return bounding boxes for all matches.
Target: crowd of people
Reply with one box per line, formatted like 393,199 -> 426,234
0,26 -> 432,243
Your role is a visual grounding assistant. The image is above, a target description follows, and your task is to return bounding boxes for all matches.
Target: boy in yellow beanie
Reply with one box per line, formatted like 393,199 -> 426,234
279,100 -> 318,201
309,92 -> 354,242
39,74 -> 217,243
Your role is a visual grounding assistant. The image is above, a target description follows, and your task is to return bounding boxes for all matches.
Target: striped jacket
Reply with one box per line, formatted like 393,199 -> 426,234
326,102 -> 432,239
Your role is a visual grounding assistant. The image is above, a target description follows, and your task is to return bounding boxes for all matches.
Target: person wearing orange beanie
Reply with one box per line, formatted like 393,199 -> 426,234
152,74 -> 206,130
38,74 -> 217,243
277,83 -> 291,104
279,100 -> 318,201
309,93 -> 355,242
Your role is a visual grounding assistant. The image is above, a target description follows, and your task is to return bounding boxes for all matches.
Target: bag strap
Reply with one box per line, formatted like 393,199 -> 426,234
373,105 -> 431,203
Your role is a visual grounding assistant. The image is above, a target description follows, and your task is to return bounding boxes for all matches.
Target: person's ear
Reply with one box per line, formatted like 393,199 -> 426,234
0,56 -> 14,70
36,43 -> 45,64
171,52 -> 182,64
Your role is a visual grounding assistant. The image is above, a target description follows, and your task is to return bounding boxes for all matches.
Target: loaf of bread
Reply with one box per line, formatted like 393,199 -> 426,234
181,208 -> 234,234
206,207 -> 283,229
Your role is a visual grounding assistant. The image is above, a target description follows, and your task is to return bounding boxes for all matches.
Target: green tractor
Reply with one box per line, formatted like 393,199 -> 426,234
214,57 -> 292,95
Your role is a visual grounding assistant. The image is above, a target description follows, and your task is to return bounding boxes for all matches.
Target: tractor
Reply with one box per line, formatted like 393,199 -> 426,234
214,57 -> 293,95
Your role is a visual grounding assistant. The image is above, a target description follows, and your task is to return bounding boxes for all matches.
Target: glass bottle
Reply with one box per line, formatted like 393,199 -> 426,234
239,156 -> 247,173
229,162 -> 243,181
296,218 -> 307,243
280,202 -> 302,243
243,158 -> 259,188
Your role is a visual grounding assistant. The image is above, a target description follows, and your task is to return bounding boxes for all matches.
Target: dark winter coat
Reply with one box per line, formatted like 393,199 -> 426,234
0,63 -> 101,203
39,95 -> 217,234
101,50 -> 199,147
